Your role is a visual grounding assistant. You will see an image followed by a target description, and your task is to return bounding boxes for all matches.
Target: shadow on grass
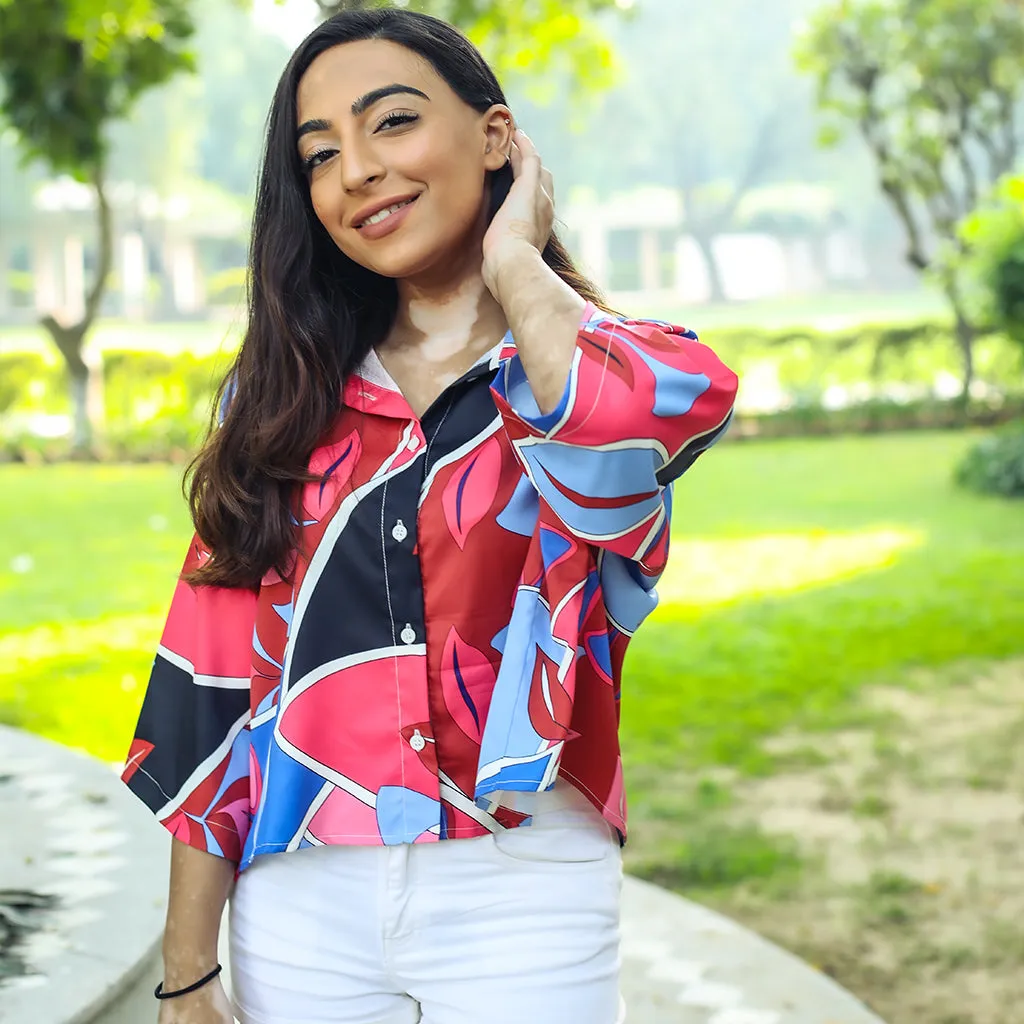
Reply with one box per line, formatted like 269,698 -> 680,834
629,821 -> 803,894
619,536 -> 1024,897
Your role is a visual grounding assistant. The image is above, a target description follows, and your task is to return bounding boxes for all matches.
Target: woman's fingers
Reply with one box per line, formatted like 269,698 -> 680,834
513,129 -> 538,160
508,137 -> 524,178
541,166 -> 555,203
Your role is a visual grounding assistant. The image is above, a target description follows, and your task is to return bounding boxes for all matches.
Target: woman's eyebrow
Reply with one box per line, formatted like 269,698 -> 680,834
297,84 -> 430,141
297,118 -> 332,141
352,84 -> 429,116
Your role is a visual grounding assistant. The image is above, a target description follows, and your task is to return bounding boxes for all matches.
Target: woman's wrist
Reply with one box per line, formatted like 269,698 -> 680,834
481,239 -> 540,300
155,963 -> 223,1000
161,948 -> 220,989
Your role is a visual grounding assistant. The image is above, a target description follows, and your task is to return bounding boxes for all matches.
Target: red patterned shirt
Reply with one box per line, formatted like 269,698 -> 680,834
123,302 -> 738,869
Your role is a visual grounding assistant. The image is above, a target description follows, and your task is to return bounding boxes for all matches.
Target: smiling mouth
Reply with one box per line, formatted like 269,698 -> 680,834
357,197 -> 418,228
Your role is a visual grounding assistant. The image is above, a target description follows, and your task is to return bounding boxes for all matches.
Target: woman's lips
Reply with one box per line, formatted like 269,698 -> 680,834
356,196 -> 419,240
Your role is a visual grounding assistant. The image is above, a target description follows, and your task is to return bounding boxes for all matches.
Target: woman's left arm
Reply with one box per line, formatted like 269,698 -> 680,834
483,133 -> 739,567
482,129 -> 584,415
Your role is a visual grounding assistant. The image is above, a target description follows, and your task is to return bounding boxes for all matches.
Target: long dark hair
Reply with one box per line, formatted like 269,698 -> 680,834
187,7 -> 609,589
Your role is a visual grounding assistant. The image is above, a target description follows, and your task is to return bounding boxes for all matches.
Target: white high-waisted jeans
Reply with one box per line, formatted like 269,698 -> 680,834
228,782 -> 625,1024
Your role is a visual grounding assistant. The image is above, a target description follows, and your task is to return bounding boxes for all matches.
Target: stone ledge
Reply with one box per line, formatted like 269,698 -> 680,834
0,725 -> 168,1024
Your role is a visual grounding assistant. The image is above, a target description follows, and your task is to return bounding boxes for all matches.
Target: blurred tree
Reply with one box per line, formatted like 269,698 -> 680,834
97,2 -> 291,201
652,0 -> 815,303
796,0 -> 1024,403
312,0 -> 623,99
0,0 -> 195,452
959,173 -> 1024,350
535,0 -> 825,302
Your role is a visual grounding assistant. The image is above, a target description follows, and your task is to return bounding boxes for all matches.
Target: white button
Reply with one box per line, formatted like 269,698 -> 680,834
400,624 -> 416,645
392,519 -> 408,542
407,434 -> 421,451
409,729 -> 426,752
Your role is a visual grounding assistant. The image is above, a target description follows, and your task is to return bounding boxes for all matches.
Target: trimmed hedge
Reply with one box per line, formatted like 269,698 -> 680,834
0,348 -> 231,462
1,319 -> 1022,462
710,319 -> 1022,406
732,395 -> 1024,440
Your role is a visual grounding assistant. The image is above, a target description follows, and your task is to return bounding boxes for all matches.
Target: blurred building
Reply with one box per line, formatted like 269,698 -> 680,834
561,186 -> 875,309
0,178 -> 909,328
0,177 -> 249,326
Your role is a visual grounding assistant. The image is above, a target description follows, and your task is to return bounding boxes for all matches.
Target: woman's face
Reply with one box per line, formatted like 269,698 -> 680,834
295,39 -> 510,281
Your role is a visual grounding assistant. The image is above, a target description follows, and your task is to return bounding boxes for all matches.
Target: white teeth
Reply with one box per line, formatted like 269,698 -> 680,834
361,198 -> 414,227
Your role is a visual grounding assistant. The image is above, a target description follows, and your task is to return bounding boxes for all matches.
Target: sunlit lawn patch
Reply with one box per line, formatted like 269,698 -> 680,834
622,432 -> 1024,777
0,465 -> 188,759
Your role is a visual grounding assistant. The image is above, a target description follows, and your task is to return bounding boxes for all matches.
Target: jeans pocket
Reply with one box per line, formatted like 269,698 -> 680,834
491,811 -> 618,865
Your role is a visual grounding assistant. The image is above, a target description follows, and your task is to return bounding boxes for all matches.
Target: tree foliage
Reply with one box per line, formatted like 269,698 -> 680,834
0,0 -> 194,177
312,0 -> 623,99
795,0 -> 1024,398
0,0 -> 195,451
960,173 -> 1024,347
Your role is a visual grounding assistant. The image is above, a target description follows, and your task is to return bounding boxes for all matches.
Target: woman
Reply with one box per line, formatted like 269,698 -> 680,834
122,8 -> 738,1024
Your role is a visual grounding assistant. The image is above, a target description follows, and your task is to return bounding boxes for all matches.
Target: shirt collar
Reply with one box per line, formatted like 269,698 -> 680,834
343,329 -> 516,416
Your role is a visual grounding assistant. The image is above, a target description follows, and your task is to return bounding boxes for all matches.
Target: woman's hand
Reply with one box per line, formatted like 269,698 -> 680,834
157,976 -> 234,1024
481,130 -> 555,296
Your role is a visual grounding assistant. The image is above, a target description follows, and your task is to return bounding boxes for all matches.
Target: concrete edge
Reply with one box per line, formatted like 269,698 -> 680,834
0,726 -> 169,1024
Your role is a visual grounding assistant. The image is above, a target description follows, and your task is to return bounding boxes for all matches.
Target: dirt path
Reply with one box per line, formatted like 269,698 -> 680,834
627,658 -> 1024,1024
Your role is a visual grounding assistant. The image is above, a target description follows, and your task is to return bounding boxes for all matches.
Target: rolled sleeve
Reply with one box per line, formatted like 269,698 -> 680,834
491,303 -> 738,564
121,536 -> 256,862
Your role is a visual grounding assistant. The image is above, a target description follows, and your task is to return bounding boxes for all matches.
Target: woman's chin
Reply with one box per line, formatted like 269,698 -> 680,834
363,242 -> 477,284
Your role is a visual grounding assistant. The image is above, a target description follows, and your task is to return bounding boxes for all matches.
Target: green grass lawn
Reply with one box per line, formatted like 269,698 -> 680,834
0,464 -> 192,756
1,432 -> 1021,780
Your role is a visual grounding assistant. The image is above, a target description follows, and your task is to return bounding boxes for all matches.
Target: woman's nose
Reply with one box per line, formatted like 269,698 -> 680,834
340,138 -> 386,194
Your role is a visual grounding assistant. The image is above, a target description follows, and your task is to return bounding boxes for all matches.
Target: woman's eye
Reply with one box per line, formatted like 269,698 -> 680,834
303,149 -> 336,173
301,113 -> 416,172
375,112 -> 418,132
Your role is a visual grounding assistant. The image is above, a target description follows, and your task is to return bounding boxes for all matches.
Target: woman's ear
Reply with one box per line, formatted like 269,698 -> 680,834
482,106 -> 514,172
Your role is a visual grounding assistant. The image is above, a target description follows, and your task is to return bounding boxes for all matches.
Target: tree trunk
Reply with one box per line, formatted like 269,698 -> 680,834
940,274 -> 977,413
953,312 -> 976,410
691,230 -> 727,304
41,317 -> 91,455
37,164 -> 113,457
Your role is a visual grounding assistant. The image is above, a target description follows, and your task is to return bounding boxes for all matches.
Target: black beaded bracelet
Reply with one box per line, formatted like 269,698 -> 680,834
154,963 -> 223,1000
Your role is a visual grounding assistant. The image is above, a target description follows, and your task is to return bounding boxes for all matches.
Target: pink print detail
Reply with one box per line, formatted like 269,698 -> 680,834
442,435 -> 502,550
308,786 -> 380,844
578,329 -> 635,390
208,795 -> 250,846
278,658 -> 437,795
165,809 -> 192,845
304,430 -> 362,522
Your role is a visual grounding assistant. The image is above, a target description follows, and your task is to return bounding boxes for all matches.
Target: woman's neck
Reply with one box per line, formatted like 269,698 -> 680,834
382,266 -> 508,365
373,264 -> 510,418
